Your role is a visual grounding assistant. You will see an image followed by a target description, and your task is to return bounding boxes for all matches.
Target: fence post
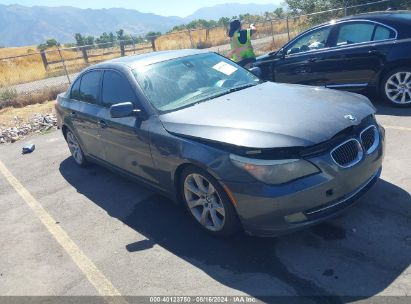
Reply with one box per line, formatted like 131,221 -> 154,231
188,29 -> 194,48
344,0 -> 348,16
120,41 -> 125,57
150,37 -> 156,51
286,16 -> 290,41
39,50 -> 48,70
270,20 -> 275,46
57,44 -> 71,84
81,47 -> 89,63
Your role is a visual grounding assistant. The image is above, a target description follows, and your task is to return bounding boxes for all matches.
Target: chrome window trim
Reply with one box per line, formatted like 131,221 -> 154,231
330,138 -> 364,169
360,125 -> 380,155
283,19 -> 398,59
326,83 -> 368,88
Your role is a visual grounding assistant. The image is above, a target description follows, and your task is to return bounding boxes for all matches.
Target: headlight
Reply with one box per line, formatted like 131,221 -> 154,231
229,154 -> 320,185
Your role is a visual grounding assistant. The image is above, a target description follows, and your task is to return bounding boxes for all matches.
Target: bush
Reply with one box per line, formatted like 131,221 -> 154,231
0,87 -> 18,101
0,85 -> 67,110
195,41 -> 212,49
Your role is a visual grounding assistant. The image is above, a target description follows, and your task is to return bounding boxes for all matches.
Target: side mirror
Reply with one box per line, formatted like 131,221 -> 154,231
275,49 -> 285,59
110,102 -> 141,118
249,67 -> 262,78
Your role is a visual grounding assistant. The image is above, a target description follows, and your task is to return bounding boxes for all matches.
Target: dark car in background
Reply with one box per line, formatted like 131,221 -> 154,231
254,11 -> 411,107
56,50 -> 384,237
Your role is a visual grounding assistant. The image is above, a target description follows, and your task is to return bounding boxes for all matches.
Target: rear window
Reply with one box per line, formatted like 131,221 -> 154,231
337,23 -> 375,45
374,25 -> 395,41
70,78 -> 80,100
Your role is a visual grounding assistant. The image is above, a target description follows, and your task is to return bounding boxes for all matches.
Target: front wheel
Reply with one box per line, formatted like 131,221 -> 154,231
381,68 -> 411,107
180,167 -> 240,237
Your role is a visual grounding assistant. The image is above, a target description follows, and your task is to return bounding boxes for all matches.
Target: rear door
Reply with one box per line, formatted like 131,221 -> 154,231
274,25 -> 333,86
98,69 -> 156,183
322,20 -> 396,90
67,70 -> 105,158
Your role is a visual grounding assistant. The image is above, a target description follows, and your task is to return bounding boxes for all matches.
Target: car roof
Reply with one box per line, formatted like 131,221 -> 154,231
296,10 -> 411,40
92,49 -> 210,71
312,10 -> 411,28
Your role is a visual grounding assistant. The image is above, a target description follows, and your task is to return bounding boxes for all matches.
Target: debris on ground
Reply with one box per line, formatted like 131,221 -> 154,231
22,143 -> 35,154
0,113 -> 57,144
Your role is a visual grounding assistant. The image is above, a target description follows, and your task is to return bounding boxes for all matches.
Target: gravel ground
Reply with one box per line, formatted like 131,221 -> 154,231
0,112 -> 57,144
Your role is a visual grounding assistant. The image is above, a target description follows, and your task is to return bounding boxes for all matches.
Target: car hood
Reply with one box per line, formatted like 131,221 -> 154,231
159,82 -> 376,149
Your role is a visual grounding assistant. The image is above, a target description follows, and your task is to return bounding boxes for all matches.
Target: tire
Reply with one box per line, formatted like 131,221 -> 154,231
180,166 -> 241,237
65,129 -> 88,167
381,68 -> 411,107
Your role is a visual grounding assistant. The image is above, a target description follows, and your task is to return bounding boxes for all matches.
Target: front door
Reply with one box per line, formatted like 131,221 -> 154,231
274,25 -> 333,86
97,70 -> 157,184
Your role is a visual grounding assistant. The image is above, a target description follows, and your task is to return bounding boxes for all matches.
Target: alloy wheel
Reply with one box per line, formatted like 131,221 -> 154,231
66,130 -> 84,165
385,71 -> 411,104
183,173 -> 226,232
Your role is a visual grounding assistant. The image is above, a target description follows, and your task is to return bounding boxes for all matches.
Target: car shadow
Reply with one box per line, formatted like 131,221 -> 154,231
371,96 -> 411,116
59,158 -> 411,302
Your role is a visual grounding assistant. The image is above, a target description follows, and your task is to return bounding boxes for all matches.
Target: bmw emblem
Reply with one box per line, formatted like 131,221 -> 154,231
344,114 -> 357,121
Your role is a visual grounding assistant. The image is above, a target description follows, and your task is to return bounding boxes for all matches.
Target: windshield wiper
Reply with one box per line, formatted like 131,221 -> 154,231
193,83 -> 258,103
228,83 -> 257,93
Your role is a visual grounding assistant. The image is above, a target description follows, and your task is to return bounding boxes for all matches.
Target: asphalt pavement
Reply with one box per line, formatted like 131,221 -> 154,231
0,100 -> 410,303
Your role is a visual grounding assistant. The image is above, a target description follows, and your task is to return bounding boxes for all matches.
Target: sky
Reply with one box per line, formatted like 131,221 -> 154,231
0,0 -> 283,17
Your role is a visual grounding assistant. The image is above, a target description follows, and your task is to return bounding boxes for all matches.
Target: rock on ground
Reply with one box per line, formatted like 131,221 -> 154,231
0,113 -> 57,144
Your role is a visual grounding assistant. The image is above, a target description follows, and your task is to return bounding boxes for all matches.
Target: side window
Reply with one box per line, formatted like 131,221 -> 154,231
102,70 -> 137,107
336,22 -> 374,46
286,26 -> 331,55
79,71 -> 102,104
70,78 -> 80,100
374,25 -> 395,41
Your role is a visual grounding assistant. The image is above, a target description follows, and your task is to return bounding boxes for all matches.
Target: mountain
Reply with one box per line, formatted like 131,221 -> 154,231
0,3 -> 282,47
0,5 -> 184,47
185,3 -> 281,21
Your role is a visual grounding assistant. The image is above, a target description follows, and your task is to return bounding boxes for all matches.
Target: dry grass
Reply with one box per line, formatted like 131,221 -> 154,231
155,27 -> 229,51
0,45 -> 38,58
0,85 -> 67,110
0,18 -> 309,87
0,100 -> 55,128
0,43 -> 152,87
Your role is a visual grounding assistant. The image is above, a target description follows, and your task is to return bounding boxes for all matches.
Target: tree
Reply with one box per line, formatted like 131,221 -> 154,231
284,0 -> 398,24
216,17 -> 230,28
74,33 -> 86,46
46,38 -> 58,48
274,7 -> 285,19
145,32 -> 161,39
85,36 -> 95,46
37,43 -> 48,51
37,38 -> 58,51
116,29 -> 125,41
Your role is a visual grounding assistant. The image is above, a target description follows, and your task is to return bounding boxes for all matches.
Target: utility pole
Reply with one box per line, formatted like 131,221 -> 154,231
344,0 -> 348,16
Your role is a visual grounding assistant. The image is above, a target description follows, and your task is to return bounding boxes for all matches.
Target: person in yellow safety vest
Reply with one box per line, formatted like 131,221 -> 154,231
227,19 -> 257,69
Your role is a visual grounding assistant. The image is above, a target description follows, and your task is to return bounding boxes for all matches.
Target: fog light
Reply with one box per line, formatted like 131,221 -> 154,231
285,212 -> 307,223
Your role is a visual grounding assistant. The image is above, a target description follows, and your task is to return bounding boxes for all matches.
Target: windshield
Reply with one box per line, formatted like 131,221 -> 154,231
133,53 -> 261,113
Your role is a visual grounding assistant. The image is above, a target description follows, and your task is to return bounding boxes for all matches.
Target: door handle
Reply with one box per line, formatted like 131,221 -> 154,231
368,49 -> 379,54
70,111 -> 77,118
308,57 -> 319,62
97,120 -> 108,129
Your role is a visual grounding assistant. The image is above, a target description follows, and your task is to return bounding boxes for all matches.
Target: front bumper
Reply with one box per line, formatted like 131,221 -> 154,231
223,127 -> 385,237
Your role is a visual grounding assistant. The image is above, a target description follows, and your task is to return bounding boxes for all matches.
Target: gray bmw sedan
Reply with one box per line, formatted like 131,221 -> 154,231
56,49 -> 384,237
